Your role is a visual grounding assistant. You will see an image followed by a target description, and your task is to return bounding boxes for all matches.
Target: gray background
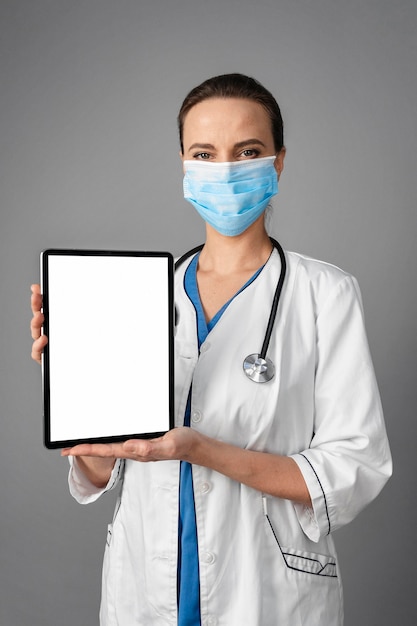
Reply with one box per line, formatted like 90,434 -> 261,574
1,0 -> 415,624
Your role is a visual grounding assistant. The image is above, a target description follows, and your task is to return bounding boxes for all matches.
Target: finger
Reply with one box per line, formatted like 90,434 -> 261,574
63,442 -> 127,458
30,284 -> 43,315
31,334 -> 48,363
122,439 -> 155,459
122,437 -> 179,462
62,438 -> 170,461
30,311 -> 45,339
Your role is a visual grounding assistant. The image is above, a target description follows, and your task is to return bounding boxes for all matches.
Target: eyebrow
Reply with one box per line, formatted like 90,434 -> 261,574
234,138 -> 267,149
187,138 -> 267,152
187,143 -> 216,151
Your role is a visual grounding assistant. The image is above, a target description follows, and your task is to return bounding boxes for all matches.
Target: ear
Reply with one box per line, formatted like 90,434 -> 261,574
274,147 -> 286,179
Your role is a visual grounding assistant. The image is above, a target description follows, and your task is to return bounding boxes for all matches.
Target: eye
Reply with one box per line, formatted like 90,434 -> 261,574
240,148 -> 261,159
193,152 -> 212,160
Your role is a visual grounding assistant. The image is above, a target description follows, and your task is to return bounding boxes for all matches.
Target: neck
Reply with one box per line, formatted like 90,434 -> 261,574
199,220 -> 273,274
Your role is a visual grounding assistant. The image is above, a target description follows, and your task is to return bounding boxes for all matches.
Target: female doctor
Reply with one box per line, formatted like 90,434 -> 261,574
31,73 -> 392,626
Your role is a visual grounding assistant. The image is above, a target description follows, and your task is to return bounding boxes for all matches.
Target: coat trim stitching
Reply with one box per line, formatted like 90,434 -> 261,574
265,514 -> 337,578
299,453 -> 331,535
107,459 -> 125,491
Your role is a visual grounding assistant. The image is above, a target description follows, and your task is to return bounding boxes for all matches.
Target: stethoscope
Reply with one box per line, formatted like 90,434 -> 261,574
175,237 -> 286,383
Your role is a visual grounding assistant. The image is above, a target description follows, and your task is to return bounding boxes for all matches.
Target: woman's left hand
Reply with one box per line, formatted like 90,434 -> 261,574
61,427 -> 199,463
62,426 -> 311,506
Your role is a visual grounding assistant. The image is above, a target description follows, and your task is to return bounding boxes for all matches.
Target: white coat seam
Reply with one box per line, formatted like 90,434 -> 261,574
299,452 -> 331,535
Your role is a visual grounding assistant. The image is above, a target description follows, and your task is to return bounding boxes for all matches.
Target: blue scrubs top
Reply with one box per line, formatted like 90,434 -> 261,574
178,252 -> 263,626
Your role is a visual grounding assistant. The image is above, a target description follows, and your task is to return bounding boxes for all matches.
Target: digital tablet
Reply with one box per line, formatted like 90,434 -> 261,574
41,249 -> 174,449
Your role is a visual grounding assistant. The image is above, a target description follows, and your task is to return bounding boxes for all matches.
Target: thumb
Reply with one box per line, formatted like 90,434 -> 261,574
122,439 -> 154,457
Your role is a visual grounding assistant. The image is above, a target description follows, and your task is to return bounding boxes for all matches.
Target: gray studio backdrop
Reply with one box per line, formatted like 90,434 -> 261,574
1,1 -> 416,624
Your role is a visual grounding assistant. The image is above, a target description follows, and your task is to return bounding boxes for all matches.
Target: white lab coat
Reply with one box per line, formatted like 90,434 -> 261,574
69,247 -> 392,626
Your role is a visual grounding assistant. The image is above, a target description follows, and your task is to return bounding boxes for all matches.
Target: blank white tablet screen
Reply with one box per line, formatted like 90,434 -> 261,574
44,253 -> 172,445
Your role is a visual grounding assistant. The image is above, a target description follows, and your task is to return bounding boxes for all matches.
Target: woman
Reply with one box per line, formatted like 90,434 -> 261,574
31,73 -> 392,626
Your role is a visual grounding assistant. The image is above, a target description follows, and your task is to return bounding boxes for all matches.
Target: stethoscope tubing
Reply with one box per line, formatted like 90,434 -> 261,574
259,238 -> 286,359
175,238 -> 287,379
174,244 -> 205,272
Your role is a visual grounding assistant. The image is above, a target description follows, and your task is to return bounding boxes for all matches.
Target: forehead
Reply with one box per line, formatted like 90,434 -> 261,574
182,97 -> 273,141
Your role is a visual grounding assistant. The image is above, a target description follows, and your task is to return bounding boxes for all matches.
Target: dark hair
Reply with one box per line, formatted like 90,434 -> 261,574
178,73 -> 284,154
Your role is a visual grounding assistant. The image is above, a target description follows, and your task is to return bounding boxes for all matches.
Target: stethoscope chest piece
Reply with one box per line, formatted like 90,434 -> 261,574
243,353 -> 275,383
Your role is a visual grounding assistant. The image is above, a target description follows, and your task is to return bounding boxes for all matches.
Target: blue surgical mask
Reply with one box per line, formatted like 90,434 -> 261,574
183,156 -> 278,237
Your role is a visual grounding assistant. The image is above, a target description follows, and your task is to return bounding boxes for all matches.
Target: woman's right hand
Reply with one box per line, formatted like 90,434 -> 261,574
30,284 -> 48,364
31,284 -> 116,485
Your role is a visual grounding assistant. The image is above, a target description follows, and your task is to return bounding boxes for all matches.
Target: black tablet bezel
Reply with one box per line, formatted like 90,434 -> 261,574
41,248 -> 174,449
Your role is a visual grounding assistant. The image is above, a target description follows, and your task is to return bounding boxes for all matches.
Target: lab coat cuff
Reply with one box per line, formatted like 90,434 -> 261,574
68,457 -> 124,504
290,453 -> 330,542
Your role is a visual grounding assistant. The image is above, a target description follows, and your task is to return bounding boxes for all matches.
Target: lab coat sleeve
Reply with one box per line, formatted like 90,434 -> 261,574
68,456 -> 125,504
291,275 -> 392,542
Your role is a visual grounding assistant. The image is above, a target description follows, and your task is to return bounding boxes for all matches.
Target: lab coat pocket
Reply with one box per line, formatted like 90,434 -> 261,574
263,497 -> 337,578
277,544 -> 337,578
